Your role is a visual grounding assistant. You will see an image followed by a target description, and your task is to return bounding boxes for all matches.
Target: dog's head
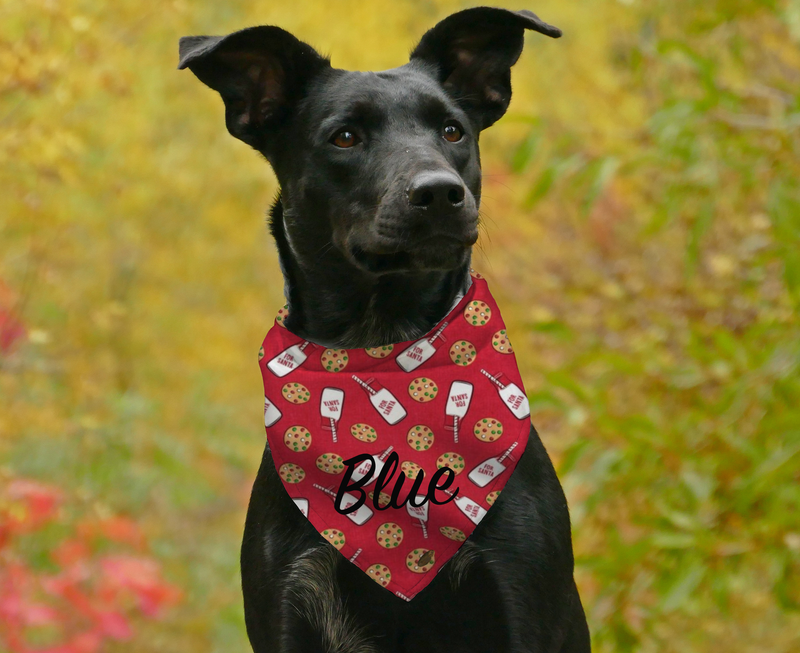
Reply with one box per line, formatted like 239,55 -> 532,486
179,7 -> 560,276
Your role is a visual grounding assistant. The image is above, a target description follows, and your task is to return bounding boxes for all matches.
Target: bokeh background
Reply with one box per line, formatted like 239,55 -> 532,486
2,0 -> 800,651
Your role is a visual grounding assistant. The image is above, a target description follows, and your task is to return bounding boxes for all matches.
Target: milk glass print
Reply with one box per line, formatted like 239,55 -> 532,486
395,322 -> 449,372
293,498 -> 309,517
445,380 -> 473,442
468,442 -> 519,488
264,395 -> 282,427
406,496 -> 429,538
480,369 -> 530,419
314,484 -> 374,526
267,341 -> 311,377
352,375 -> 407,424
320,387 -> 345,442
350,446 -> 395,485
443,488 -> 488,525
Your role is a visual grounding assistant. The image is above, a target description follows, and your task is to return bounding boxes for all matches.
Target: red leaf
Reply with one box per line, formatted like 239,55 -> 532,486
98,556 -> 181,616
95,611 -> 133,640
52,539 -> 91,568
0,308 -> 25,353
97,516 -> 145,549
0,281 -> 25,354
0,480 -> 182,653
39,629 -> 103,653
7,480 -> 62,531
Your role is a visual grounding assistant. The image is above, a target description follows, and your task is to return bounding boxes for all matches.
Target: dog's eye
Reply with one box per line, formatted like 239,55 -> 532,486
443,122 -> 464,143
330,130 -> 360,148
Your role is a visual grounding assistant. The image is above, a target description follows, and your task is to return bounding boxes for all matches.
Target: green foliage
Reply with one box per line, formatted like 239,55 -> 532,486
1,0 -> 799,651
496,0 -> 800,650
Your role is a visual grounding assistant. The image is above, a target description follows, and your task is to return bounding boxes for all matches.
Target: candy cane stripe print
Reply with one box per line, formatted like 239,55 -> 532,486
260,273 -> 531,600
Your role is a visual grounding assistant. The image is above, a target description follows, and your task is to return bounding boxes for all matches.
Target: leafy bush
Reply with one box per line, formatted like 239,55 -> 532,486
0,479 -> 180,652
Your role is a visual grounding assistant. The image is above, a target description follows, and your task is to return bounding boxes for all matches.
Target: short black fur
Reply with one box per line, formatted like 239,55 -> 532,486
180,6 -> 590,652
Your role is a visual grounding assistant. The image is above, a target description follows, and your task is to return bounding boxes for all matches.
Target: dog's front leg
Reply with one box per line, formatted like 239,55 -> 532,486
470,426 -> 590,653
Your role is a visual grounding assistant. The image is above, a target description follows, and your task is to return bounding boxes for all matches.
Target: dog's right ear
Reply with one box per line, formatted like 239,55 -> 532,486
178,26 -> 330,151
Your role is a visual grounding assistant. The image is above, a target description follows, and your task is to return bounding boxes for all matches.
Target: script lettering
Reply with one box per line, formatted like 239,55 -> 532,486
336,452 -> 458,513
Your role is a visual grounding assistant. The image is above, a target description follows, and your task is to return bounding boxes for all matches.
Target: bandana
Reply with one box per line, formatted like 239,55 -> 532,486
259,270 -> 530,601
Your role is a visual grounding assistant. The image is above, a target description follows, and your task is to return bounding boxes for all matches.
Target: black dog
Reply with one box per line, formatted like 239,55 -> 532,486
179,7 -> 590,652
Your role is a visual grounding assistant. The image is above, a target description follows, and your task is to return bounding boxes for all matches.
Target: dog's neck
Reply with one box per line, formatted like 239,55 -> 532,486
270,200 -> 471,349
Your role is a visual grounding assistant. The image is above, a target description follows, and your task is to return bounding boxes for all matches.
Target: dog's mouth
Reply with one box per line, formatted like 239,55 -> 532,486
349,245 -> 413,273
348,234 -> 475,274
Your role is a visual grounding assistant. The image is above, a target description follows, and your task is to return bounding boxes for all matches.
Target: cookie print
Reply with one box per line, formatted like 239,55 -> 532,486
350,423 -> 378,443
258,346 -> 265,361
316,453 -> 344,474
408,377 -> 438,403
376,522 -> 404,549
283,426 -> 312,452
464,300 -> 492,326
282,382 -> 311,404
366,563 -> 391,587
320,348 -> 349,372
474,418 -> 504,442
449,340 -> 477,366
407,425 -> 434,451
439,526 -> 466,542
278,463 -> 305,484
436,452 -> 465,474
400,461 -> 422,480
486,490 -> 501,506
469,268 -> 483,279
321,528 -> 346,550
492,329 -> 513,354
369,490 -> 391,508
406,548 -> 435,573
276,304 -> 289,327
365,345 -> 394,359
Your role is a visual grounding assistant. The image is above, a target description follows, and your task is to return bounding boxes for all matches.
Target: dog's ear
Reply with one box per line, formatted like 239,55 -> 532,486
410,7 -> 561,131
178,26 -> 330,150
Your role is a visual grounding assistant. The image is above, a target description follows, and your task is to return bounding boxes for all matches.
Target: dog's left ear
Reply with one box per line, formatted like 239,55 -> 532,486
178,26 -> 330,152
410,7 -> 561,131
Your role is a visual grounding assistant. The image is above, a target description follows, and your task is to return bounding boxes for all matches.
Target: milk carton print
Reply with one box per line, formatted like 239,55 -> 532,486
468,442 -> 519,488
264,395 -> 282,427
293,498 -> 309,517
351,375 -> 407,425
444,380 -> 473,443
267,340 -> 311,377
480,369 -> 530,419
314,484 -> 373,526
396,322 -> 448,372
320,387 -> 345,442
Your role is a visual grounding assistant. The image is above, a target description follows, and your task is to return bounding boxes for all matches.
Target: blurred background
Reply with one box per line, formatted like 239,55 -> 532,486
2,0 -> 799,651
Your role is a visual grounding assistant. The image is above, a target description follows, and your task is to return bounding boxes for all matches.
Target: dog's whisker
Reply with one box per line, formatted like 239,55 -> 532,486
316,240 -> 336,258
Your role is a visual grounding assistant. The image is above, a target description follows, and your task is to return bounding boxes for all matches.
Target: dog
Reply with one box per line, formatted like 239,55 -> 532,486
179,6 -> 590,652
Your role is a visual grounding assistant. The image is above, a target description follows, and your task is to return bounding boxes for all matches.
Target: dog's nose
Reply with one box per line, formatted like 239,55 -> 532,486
407,171 -> 465,211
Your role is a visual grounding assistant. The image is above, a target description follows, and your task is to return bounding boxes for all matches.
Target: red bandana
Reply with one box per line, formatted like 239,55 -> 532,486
259,270 -> 530,600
